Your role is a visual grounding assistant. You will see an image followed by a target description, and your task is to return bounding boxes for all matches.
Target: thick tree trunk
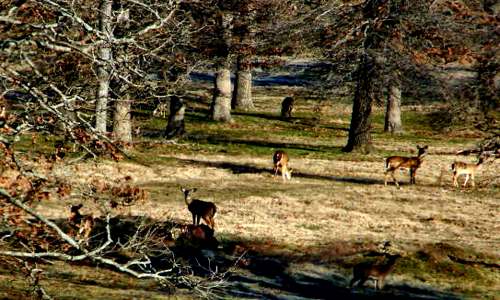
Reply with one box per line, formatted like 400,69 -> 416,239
95,0 -> 113,133
384,83 -> 403,134
211,68 -> 232,122
113,96 -> 132,142
165,96 -> 185,139
343,54 -> 375,153
232,57 -> 253,110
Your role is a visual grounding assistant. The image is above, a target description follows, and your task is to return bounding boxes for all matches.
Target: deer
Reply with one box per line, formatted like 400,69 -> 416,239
451,155 -> 485,188
180,188 -> 217,229
68,204 -> 94,246
384,145 -> 429,187
281,96 -> 294,119
273,150 -> 293,181
349,253 -> 402,290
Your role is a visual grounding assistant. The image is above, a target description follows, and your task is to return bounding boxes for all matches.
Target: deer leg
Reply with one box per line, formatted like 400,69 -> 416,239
349,278 -> 358,288
391,171 -> 399,188
274,164 -> 281,177
452,173 -> 458,187
409,169 -> 414,184
192,214 -> 196,225
377,278 -> 384,290
463,174 -> 469,187
357,278 -> 367,288
471,174 -> 475,187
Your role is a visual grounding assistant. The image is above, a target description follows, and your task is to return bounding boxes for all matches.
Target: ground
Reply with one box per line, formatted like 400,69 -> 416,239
1,84 -> 498,299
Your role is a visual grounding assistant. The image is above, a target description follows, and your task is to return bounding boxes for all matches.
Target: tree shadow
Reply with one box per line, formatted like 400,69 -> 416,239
175,157 -> 384,186
210,237 -> 465,300
213,240 -> 462,300
185,134 -> 344,154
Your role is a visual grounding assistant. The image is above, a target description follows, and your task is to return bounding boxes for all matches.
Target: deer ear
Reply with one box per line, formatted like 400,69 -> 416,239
192,188 -> 197,193
180,187 -> 186,192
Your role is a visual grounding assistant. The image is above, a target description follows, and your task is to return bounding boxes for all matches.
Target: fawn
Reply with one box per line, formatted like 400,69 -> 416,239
181,188 -> 217,229
68,204 -> 94,245
384,145 -> 428,187
451,156 -> 485,188
349,253 -> 402,290
273,150 -> 293,181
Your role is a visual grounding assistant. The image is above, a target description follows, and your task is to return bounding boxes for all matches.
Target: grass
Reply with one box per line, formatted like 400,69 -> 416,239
2,85 -> 499,299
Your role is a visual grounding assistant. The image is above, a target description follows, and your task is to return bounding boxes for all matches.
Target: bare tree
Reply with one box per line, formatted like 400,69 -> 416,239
384,77 -> 403,134
95,0 -> 113,133
232,56 -> 254,110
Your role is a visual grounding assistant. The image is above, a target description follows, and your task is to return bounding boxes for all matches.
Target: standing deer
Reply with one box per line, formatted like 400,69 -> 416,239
384,145 -> 429,187
273,150 -> 293,181
349,253 -> 402,290
451,156 -> 485,188
181,188 -> 217,229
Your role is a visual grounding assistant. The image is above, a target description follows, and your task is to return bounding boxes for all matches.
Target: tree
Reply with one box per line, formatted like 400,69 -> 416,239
0,0 -> 192,143
384,76 -> 403,134
342,0 -> 387,153
95,0 -> 113,133
165,96 -> 186,139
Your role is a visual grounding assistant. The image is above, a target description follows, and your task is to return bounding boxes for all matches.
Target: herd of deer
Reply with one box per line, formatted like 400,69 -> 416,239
67,145 -> 488,291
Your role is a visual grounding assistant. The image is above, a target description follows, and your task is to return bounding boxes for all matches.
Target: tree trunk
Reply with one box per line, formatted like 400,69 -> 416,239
343,53 -> 375,153
165,96 -> 185,139
211,68 -> 232,122
232,57 -> 254,110
384,83 -> 403,134
95,0 -> 113,133
113,96 -> 132,142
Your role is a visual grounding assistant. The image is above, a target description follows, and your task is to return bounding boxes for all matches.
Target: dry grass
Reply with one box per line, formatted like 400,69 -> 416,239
7,87 -> 499,298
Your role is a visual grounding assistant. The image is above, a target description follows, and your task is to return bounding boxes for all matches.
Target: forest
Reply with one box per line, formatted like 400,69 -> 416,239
0,0 -> 499,299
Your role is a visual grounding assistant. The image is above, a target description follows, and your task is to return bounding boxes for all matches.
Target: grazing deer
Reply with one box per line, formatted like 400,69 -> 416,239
273,150 -> 293,181
384,145 -> 429,187
181,188 -> 217,229
68,204 -> 94,246
451,156 -> 485,188
281,96 -> 294,119
349,253 -> 402,290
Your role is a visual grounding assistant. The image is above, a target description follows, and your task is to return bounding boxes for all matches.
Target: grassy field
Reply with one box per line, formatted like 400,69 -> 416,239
2,85 -> 499,299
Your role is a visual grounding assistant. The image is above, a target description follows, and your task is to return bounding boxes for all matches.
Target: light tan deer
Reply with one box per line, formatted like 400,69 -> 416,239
181,188 -> 217,229
349,253 -> 402,290
451,156 -> 485,188
384,145 -> 429,187
273,150 -> 293,181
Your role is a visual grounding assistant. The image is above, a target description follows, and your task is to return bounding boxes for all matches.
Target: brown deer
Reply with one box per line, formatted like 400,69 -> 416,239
384,145 -> 428,187
68,204 -> 94,246
281,96 -> 294,119
181,188 -> 217,229
349,253 -> 402,290
451,156 -> 485,188
273,150 -> 293,181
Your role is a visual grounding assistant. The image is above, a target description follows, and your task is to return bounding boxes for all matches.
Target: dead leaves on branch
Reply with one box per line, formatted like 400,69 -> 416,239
90,176 -> 149,209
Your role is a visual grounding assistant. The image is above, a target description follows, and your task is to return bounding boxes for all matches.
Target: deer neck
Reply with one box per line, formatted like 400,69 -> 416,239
184,194 -> 193,206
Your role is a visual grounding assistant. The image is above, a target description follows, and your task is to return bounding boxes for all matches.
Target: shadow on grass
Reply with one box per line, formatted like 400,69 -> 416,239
4,215 -> 465,299
176,157 -> 383,186
185,134 -> 344,153
214,238 -> 462,300
216,237 -> 465,300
